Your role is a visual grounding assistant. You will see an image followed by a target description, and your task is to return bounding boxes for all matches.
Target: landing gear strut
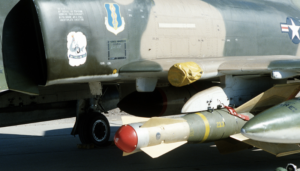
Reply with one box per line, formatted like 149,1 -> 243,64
78,112 -> 110,146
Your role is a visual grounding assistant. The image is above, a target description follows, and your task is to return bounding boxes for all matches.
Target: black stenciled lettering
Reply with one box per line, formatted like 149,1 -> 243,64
289,106 -> 297,112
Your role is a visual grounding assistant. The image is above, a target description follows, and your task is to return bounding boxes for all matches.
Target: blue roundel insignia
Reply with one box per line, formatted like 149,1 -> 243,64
104,3 -> 125,35
281,17 -> 300,44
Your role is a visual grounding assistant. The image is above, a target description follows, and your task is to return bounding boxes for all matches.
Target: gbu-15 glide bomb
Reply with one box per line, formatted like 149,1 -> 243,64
242,98 -> 300,144
114,108 -> 253,158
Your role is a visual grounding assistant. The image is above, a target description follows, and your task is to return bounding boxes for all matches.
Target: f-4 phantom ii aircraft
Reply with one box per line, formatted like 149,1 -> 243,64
2,0 -> 300,158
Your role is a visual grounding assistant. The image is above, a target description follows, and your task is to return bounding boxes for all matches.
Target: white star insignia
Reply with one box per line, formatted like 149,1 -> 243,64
288,18 -> 300,40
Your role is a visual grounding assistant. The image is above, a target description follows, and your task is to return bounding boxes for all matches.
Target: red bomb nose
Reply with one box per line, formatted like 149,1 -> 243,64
114,125 -> 138,153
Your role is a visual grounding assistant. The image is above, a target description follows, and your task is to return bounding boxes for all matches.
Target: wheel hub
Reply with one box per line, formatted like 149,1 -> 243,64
92,120 -> 108,142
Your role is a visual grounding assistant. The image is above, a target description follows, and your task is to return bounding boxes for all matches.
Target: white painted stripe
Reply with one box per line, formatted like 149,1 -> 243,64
281,24 -> 289,32
159,23 -> 196,28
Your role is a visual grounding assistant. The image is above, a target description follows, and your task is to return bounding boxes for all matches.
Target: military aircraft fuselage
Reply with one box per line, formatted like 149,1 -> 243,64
3,0 -> 300,156
37,0 -> 300,79
1,0 -> 300,94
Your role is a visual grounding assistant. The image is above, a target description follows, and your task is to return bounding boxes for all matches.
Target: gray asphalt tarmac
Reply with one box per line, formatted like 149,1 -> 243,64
1,116 -> 300,171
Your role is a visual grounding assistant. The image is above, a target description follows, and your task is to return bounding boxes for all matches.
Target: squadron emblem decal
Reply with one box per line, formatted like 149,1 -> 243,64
67,32 -> 87,67
281,17 -> 300,44
104,3 -> 125,35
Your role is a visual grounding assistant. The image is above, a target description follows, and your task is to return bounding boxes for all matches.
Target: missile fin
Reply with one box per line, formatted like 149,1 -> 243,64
141,117 -> 185,128
121,116 -> 150,125
141,141 -> 187,158
231,134 -> 300,157
235,83 -> 300,114
123,151 -> 138,157
230,133 -> 249,141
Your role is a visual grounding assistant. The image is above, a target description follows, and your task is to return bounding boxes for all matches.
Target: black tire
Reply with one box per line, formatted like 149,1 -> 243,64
287,164 -> 297,171
78,113 -> 93,144
88,113 -> 110,146
78,112 -> 110,147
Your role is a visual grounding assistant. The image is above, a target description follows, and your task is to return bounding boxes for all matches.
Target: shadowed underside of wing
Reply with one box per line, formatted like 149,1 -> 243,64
119,56 -> 300,83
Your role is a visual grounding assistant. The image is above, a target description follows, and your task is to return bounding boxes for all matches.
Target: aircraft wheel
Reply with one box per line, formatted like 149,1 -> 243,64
89,113 -> 110,146
78,113 -> 92,144
286,163 -> 297,171
78,112 -> 110,146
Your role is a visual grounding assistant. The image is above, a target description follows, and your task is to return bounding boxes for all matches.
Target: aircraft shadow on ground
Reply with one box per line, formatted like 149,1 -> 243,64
0,126 -> 120,139
1,125 -> 300,171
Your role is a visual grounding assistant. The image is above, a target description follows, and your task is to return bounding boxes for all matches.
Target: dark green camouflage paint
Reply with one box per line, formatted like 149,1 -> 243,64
33,0 -> 153,80
33,0 -> 300,80
1,0 -> 300,93
203,0 -> 300,56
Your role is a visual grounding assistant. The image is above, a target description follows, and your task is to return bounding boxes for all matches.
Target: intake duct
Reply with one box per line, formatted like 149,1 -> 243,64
2,0 -> 47,95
